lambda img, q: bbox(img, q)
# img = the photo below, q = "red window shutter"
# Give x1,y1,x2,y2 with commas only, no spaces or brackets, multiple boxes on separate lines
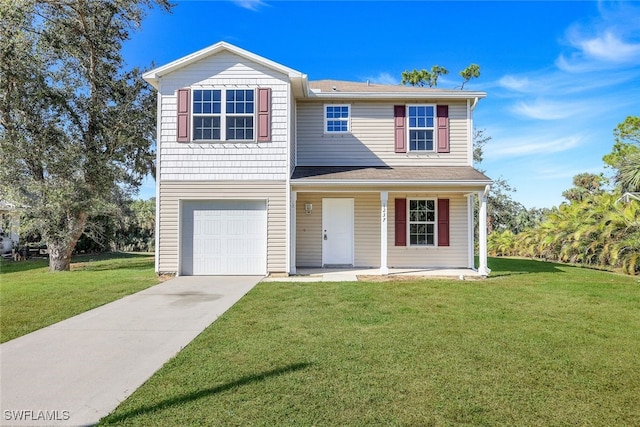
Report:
176,89,190,142
437,198,450,247
257,88,271,142
437,105,449,153
395,198,407,246
394,105,406,153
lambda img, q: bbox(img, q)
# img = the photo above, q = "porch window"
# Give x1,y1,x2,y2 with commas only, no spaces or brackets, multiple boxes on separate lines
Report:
324,104,350,133
407,105,435,151
408,199,435,246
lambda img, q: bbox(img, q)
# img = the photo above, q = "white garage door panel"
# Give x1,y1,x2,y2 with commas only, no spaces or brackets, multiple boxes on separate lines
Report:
182,201,267,275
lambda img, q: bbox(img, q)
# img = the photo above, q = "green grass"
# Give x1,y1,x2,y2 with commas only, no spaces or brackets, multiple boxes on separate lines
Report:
0,252,159,343
99,258,640,426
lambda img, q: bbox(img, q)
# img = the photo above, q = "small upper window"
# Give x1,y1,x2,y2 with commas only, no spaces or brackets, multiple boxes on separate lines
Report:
325,104,350,133
408,105,435,151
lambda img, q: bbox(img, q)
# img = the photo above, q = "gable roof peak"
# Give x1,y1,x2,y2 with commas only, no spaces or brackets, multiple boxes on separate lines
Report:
143,41,306,89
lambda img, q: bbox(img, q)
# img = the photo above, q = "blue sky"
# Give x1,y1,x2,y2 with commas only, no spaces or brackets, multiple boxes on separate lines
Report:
125,1,640,209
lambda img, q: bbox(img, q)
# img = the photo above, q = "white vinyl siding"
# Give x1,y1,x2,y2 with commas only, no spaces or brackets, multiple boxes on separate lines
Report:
157,51,290,181
158,180,287,274
296,101,469,167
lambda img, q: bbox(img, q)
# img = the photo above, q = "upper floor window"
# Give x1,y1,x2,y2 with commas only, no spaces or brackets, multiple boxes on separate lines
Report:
193,90,221,140
192,89,254,141
325,104,350,133
408,105,435,151
409,199,436,246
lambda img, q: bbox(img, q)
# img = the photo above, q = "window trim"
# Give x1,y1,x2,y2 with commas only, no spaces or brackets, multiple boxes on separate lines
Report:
406,104,436,152
324,104,351,134
191,88,256,142
407,198,437,247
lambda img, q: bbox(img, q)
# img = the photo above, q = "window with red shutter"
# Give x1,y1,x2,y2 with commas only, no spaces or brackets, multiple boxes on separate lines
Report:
436,105,449,153
394,105,406,153
395,198,407,246
437,198,450,246
176,89,190,142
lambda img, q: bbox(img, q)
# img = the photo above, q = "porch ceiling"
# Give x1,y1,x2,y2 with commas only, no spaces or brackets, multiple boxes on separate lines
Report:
291,166,492,187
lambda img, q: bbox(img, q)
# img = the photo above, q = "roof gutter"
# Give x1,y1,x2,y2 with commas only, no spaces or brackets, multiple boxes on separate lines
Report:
291,179,494,187
303,91,487,100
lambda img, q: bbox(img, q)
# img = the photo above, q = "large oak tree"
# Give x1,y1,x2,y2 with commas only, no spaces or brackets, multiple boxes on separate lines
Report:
0,0,171,271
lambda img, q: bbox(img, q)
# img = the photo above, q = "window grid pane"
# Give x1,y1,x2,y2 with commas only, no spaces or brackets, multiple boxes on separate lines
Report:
193,90,221,115
408,105,435,151
226,90,254,114
227,117,254,140
325,105,349,132
193,116,220,141
408,200,436,246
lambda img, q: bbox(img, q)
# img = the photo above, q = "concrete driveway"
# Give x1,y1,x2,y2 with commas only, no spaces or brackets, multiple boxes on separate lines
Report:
0,275,261,427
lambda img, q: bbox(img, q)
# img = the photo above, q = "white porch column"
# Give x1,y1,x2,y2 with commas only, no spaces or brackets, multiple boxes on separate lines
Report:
467,193,475,269
478,185,490,276
290,191,297,275
380,191,389,275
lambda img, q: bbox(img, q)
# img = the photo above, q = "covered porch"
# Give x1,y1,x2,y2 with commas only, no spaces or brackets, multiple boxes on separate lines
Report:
288,166,492,277
265,266,485,282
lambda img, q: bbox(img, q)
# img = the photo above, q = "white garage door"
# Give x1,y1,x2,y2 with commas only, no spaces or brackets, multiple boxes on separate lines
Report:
181,200,267,275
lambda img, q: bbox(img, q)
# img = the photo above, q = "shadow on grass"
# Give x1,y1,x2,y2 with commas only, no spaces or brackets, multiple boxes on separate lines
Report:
99,362,312,425
0,257,49,274
71,252,154,272
1,252,154,274
487,256,564,277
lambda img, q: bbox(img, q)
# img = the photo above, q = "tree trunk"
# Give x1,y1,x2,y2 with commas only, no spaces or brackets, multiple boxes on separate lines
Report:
47,243,74,271
46,212,87,272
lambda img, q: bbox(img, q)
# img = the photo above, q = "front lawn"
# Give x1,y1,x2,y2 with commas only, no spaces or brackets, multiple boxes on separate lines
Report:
100,258,640,426
0,252,159,343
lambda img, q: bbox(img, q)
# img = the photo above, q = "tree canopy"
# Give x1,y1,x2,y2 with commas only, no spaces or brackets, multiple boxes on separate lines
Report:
401,64,480,89
0,0,171,271
603,116,640,192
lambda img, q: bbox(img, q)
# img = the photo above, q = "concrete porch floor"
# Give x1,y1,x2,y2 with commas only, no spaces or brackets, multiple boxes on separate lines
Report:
262,267,485,282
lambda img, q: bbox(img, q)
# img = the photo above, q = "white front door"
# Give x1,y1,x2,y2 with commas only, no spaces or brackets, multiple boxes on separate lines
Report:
322,198,354,266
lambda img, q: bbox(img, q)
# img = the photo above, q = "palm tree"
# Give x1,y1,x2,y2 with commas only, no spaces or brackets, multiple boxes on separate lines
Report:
617,152,640,193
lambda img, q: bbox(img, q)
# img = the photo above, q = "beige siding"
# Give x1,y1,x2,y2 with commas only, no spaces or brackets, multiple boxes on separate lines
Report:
296,101,470,167
158,180,287,274
157,51,291,181
388,193,469,268
295,192,381,268
295,190,470,269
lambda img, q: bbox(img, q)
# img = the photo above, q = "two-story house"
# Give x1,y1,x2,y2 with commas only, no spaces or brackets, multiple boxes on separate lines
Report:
143,42,492,277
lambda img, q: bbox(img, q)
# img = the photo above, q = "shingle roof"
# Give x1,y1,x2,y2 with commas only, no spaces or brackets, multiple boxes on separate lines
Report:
291,166,492,184
306,80,486,100
309,80,447,93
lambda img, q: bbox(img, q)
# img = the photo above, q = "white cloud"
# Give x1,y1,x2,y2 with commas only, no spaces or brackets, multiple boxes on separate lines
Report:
510,99,590,121
557,2,640,72
485,135,584,160
498,75,532,92
558,31,640,72
364,72,400,85
231,0,267,11
580,31,640,62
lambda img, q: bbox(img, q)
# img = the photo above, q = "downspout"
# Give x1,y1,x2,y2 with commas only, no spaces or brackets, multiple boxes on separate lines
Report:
467,97,479,165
